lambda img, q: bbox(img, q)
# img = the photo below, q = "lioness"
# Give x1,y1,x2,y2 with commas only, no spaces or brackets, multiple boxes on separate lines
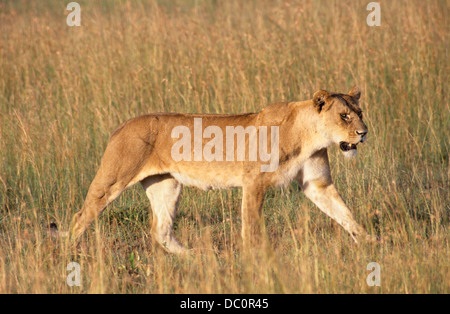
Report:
69,87,371,254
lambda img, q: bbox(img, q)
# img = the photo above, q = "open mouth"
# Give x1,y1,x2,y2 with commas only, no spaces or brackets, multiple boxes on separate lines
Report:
339,141,358,152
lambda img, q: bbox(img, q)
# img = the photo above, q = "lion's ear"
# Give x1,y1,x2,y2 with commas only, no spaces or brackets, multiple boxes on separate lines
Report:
348,86,361,100
313,90,330,112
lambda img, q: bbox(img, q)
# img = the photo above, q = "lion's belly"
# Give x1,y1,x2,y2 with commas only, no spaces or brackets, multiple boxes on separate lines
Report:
170,171,242,190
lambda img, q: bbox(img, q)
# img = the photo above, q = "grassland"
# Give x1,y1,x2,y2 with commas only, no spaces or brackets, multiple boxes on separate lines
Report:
0,0,448,293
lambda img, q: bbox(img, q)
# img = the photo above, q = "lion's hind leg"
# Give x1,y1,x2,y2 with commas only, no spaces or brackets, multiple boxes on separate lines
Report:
69,168,128,242
141,174,187,255
70,130,151,243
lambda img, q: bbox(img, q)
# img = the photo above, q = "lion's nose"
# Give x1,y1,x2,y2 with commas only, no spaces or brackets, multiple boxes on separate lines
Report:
356,130,368,137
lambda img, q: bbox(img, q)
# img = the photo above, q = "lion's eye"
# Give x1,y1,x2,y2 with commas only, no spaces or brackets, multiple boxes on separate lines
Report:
340,113,350,121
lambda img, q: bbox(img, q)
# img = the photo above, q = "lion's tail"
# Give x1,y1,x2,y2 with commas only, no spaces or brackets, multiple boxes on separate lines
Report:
48,222,69,239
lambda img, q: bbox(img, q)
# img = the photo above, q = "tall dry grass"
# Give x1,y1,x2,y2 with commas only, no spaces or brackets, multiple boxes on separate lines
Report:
0,0,448,293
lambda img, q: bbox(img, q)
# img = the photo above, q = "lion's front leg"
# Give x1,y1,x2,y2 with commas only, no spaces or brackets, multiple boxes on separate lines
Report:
241,184,266,249
298,149,369,243
303,181,368,242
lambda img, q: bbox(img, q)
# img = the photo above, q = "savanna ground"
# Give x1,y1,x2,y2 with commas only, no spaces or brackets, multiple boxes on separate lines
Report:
0,0,448,294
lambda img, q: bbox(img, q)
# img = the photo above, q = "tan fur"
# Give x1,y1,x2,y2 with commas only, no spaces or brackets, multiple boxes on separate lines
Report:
70,87,373,254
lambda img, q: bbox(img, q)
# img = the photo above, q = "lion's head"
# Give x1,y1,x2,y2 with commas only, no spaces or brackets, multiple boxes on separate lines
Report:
313,86,368,158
